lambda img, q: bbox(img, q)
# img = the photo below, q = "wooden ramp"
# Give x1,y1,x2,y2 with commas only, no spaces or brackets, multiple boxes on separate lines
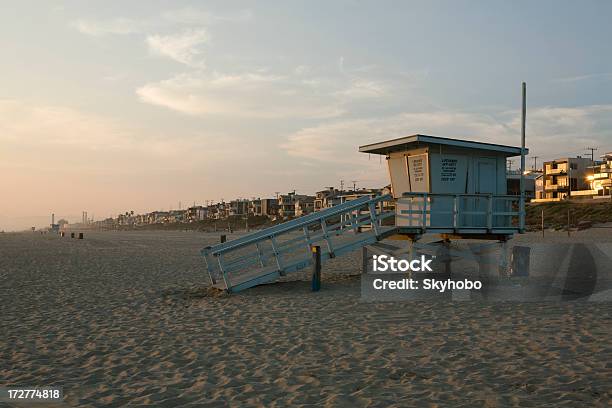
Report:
201,194,395,293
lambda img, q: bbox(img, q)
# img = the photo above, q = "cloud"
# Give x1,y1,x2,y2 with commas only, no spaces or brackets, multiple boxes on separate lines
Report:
282,112,508,164
71,17,143,36
136,72,347,119
336,78,388,99
160,8,253,24
552,72,612,83
0,100,134,151
72,8,252,37
282,105,612,163
146,29,208,67
135,61,397,119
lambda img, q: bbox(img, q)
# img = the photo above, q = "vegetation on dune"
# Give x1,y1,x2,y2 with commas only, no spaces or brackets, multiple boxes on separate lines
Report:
526,200,612,230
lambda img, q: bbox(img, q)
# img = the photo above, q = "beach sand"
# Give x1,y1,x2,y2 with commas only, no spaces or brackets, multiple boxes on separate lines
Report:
1,230,611,407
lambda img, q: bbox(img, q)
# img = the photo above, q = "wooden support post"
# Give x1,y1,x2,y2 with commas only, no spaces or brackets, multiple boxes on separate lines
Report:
486,194,493,232
408,239,414,268
498,239,509,277
362,246,368,275
443,239,451,274
220,234,226,243
452,194,458,230
311,245,321,292
511,246,530,277
422,193,428,231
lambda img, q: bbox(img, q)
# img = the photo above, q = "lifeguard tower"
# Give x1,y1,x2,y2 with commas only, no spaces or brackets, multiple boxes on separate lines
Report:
360,134,526,239
201,134,527,293
202,86,529,293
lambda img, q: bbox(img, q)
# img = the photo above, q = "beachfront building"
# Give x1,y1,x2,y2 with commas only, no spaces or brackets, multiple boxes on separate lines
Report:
229,199,249,217
167,210,186,223
588,152,612,197
535,174,544,200
261,198,278,217
248,198,278,217
186,206,207,222
211,202,227,219
314,187,342,211
533,157,592,201
507,170,539,200
205,204,218,220
277,192,316,218
117,212,136,226
248,199,262,216
152,211,170,224
294,196,315,217
277,192,295,217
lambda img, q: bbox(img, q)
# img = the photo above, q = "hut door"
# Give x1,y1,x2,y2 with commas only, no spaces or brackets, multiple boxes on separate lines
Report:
477,158,496,194
475,158,497,227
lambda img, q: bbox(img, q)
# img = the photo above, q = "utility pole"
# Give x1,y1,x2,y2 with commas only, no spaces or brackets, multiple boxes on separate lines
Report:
585,147,598,163
520,82,527,232
351,180,358,191
532,156,539,172
585,147,598,191
340,180,344,191
507,159,515,172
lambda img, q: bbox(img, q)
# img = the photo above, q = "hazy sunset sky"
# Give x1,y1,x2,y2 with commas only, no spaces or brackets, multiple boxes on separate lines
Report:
2,1,611,230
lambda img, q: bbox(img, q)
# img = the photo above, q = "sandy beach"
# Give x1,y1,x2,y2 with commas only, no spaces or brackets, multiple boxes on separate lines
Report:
1,230,611,407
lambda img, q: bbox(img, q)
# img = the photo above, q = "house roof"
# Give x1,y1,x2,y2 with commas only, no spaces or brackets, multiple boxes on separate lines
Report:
359,134,526,156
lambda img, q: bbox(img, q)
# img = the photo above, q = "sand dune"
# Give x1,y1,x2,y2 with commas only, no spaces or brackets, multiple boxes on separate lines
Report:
1,230,611,407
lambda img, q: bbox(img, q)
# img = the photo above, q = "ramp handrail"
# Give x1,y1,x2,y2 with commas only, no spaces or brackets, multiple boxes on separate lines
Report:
205,194,392,255
201,193,395,292
398,192,524,232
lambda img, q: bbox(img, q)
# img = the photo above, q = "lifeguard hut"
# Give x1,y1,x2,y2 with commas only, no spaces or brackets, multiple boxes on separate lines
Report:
201,134,528,292
359,134,527,239
202,86,529,293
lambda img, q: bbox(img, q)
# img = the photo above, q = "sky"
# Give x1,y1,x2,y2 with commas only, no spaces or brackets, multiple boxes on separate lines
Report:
1,0,612,230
